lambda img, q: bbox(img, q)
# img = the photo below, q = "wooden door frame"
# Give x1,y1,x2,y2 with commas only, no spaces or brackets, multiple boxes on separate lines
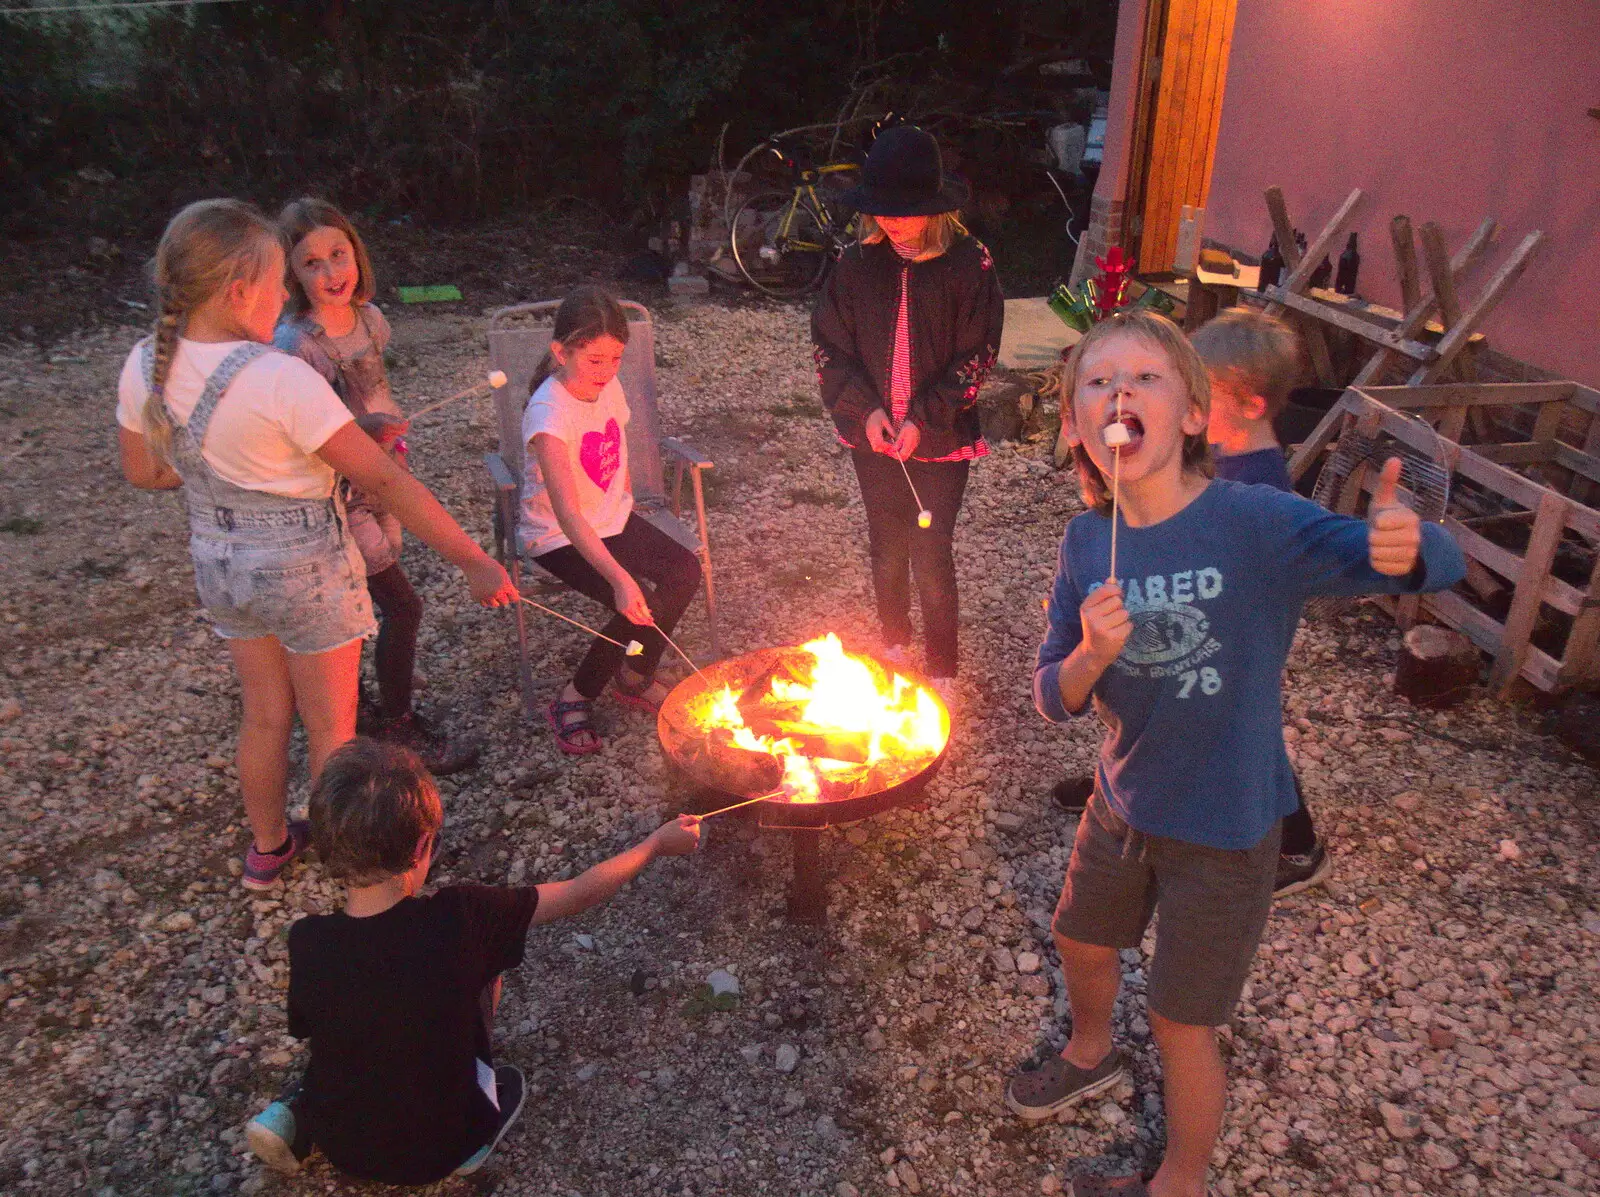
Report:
1130,0,1238,273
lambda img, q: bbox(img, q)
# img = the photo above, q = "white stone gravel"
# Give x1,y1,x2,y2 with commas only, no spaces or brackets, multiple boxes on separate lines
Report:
0,302,1597,1196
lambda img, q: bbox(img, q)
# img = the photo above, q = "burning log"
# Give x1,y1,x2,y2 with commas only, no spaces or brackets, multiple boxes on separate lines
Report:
703,728,785,794
743,719,873,763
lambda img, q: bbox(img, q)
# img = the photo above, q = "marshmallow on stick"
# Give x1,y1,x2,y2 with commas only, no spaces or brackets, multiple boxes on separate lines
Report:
1105,405,1126,580
409,370,509,421
896,454,934,529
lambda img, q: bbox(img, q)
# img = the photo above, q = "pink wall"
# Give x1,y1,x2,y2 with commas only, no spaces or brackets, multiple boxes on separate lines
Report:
1204,0,1600,386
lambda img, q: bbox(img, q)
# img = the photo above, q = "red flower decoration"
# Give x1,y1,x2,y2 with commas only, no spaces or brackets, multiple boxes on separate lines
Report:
1090,247,1137,318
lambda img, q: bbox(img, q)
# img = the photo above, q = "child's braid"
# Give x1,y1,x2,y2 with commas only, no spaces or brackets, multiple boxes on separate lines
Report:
137,198,283,465
142,300,183,464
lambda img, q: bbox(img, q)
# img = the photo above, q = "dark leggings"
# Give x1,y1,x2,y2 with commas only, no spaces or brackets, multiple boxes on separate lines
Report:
850,449,969,678
366,563,424,719
533,513,703,699
1281,772,1318,856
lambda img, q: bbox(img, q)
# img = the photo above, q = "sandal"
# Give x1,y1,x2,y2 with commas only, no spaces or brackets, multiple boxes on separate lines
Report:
1004,1049,1127,1121
546,697,602,755
612,669,670,715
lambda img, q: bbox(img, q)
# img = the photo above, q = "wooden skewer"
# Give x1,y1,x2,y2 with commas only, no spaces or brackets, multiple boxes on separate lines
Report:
517,596,641,655
409,370,508,421
656,626,703,676
692,792,778,820
1108,392,1124,582
896,453,933,528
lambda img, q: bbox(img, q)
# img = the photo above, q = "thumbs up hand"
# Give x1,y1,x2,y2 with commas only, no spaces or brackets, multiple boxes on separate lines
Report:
1368,457,1423,576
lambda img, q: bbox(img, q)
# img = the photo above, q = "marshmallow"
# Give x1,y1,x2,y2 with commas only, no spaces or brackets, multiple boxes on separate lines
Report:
1102,422,1132,448
488,370,508,388
626,640,644,656
917,510,933,528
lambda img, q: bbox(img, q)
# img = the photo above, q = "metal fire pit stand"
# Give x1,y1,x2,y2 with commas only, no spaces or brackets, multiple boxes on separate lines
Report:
778,827,828,924
753,744,949,925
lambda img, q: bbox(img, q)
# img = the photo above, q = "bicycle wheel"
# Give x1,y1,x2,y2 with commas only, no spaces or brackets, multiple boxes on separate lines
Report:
730,190,835,299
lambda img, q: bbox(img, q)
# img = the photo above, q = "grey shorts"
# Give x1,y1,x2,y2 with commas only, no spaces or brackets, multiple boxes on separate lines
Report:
191,522,376,655
1053,791,1280,1027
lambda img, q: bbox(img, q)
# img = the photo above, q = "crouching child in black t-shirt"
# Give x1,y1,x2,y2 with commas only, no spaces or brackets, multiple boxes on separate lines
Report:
245,737,701,1185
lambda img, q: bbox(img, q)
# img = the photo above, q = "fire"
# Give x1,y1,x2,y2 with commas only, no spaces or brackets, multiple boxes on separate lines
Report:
694,634,948,803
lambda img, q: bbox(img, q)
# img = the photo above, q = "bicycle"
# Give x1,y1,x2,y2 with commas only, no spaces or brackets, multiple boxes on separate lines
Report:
728,137,861,299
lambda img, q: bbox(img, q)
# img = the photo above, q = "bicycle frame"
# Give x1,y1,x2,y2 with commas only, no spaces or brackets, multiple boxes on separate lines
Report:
777,164,856,254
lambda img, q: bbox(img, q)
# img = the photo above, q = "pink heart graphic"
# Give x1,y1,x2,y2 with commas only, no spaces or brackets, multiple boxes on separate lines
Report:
579,418,623,492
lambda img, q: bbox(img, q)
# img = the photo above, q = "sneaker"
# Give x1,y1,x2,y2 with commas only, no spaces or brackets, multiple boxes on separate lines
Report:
455,1064,527,1175
1004,1048,1127,1121
242,820,310,892
1052,773,1094,816
246,1098,309,1175
377,711,481,777
1274,838,1333,899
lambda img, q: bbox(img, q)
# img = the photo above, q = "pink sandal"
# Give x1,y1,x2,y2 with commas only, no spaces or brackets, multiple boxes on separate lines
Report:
546,697,602,755
612,670,668,715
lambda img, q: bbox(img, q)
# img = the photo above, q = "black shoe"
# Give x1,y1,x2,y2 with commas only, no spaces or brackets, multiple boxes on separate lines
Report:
1051,773,1094,816
377,711,482,776
1274,838,1333,899
455,1065,526,1175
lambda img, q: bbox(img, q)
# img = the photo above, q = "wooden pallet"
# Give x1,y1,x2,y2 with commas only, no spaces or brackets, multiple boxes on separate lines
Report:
1306,383,1600,696
1263,186,1545,484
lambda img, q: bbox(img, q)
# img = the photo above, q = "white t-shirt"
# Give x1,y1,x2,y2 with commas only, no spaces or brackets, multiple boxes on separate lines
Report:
117,339,354,500
519,375,633,556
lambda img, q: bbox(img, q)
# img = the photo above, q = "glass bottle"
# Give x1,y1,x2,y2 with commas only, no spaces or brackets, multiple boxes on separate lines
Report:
1258,235,1284,291
1335,232,1361,295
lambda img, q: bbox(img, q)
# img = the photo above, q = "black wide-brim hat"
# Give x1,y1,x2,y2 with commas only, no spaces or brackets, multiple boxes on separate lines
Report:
840,126,970,217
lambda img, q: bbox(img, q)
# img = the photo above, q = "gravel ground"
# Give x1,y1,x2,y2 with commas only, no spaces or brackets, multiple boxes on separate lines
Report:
1,301,1598,1197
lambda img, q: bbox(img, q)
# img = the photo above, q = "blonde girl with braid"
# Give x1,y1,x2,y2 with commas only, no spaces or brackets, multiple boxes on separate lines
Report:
117,199,517,891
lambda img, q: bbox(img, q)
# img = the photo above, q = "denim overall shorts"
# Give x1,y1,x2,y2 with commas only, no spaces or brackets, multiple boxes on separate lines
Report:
145,342,376,654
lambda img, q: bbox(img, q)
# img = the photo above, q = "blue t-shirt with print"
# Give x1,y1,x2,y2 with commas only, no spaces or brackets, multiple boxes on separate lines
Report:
1033,479,1465,850
1212,445,1292,491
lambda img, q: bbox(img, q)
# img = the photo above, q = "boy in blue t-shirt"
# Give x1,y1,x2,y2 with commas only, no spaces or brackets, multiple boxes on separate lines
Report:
1053,307,1330,897
1005,312,1464,1197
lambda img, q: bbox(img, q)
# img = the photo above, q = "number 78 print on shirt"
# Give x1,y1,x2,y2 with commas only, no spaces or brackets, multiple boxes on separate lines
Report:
1093,566,1225,690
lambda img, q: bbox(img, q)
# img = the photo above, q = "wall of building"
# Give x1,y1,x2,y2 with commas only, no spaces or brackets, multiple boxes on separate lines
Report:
1204,0,1600,385
1072,0,1147,285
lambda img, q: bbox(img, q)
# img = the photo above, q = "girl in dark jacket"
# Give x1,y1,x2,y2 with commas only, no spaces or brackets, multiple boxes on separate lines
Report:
812,126,1005,694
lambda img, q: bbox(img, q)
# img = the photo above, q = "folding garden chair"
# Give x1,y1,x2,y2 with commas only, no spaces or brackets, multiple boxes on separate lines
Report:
482,300,719,719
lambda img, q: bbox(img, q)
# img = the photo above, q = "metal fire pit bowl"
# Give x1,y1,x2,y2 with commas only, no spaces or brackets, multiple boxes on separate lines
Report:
656,642,949,921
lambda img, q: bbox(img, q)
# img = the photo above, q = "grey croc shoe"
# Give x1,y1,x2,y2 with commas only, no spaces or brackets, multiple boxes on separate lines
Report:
1004,1049,1127,1121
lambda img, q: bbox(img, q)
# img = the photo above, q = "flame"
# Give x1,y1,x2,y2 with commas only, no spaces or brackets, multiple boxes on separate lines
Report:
694,634,948,803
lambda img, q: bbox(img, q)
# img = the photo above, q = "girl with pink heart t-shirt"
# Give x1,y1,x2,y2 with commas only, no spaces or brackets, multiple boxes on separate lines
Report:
518,374,633,555
516,287,704,756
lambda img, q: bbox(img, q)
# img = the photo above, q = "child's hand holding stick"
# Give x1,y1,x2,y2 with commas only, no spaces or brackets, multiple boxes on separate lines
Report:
651,814,703,856
864,409,897,454
1081,579,1133,664
1367,457,1422,576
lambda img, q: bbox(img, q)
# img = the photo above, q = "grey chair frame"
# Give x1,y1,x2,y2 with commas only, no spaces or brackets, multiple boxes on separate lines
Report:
482,300,719,718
